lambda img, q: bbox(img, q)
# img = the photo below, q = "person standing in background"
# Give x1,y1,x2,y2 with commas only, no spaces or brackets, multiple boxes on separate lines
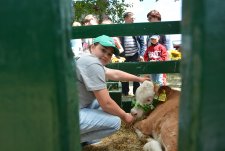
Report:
83,14,99,26
120,12,146,96
101,17,124,55
144,35,168,85
146,10,174,50
82,14,99,54
146,10,174,85
71,21,83,59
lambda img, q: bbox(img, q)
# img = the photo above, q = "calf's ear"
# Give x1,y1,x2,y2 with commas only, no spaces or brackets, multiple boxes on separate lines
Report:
154,84,160,93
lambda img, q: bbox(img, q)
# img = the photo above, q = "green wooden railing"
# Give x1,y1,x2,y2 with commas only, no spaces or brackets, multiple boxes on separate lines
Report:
107,60,180,74
72,21,181,74
0,1,80,151
72,21,180,38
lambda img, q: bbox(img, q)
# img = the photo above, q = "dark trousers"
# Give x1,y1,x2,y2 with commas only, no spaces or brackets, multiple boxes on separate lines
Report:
122,81,140,95
121,52,140,95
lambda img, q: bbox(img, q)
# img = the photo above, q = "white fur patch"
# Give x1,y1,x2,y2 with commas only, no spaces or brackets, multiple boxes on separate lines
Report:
143,138,162,151
135,81,155,103
135,128,145,139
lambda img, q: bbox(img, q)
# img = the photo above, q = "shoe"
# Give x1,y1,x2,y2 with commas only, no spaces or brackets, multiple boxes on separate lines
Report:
81,140,102,147
128,93,134,97
89,140,102,145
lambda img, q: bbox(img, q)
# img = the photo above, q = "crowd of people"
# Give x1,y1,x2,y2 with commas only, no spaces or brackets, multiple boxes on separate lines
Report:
72,10,175,147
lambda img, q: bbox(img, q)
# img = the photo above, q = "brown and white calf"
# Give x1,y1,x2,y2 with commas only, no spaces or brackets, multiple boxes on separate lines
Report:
131,81,180,151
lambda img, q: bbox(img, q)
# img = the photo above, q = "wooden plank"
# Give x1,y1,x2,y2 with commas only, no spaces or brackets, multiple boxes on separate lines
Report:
72,21,181,39
0,0,80,151
179,0,225,151
106,60,180,74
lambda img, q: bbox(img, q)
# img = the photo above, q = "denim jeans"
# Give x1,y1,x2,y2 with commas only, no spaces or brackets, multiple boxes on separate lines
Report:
151,73,166,85
79,100,121,143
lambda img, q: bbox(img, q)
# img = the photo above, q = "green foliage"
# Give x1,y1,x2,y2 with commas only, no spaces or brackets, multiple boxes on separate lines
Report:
72,0,179,24
73,0,132,24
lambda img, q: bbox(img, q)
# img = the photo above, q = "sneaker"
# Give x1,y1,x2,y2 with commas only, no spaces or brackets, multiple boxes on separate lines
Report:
89,140,102,145
81,139,102,147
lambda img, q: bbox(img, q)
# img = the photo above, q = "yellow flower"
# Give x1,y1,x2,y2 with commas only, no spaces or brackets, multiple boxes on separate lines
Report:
111,56,126,63
168,50,182,60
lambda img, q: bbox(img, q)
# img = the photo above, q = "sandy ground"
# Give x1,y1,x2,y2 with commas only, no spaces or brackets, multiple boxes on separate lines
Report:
82,73,181,151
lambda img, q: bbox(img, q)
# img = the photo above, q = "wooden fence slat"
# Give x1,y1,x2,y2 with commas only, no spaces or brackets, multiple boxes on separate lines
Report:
0,0,80,151
72,21,181,39
106,60,180,74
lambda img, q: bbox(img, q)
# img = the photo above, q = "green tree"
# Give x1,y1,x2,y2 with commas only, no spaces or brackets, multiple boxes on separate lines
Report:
72,0,180,24
73,0,132,24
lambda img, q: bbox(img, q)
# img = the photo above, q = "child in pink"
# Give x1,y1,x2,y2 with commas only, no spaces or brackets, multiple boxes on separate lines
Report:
144,35,168,85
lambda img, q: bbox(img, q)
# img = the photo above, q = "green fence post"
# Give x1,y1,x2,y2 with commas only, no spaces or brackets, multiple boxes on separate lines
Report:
0,0,80,151
179,0,225,151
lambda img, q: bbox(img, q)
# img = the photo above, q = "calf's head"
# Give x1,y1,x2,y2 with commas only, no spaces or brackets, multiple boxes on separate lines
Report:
131,81,156,119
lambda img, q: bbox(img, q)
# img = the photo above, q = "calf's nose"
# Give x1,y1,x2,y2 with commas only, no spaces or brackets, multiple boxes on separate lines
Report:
131,109,138,117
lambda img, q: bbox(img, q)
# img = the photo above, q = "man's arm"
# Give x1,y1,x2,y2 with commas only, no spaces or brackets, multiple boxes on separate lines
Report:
105,67,150,82
93,88,133,123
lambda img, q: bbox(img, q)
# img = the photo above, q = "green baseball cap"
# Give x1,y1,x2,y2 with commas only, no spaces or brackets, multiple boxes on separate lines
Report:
93,35,119,56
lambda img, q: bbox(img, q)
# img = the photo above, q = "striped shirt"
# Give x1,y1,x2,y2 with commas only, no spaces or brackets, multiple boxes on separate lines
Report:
124,36,138,56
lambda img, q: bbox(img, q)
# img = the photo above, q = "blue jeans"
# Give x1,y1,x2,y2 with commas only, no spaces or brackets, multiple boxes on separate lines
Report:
79,100,121,143
151,73,166,86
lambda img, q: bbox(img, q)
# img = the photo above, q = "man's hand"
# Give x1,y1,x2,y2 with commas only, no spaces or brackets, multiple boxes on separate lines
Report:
122,113,135,124
138,56,144,62
138,76,151,83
